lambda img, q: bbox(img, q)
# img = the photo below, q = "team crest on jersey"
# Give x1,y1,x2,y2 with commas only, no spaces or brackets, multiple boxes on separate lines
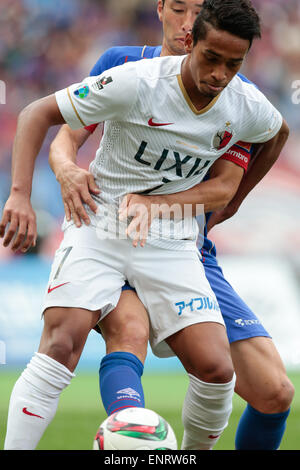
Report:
92,76,113,91
74,85,89,99
212,124,234,151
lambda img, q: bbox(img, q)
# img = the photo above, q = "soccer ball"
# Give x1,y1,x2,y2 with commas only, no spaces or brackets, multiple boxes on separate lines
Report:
93,407,178,450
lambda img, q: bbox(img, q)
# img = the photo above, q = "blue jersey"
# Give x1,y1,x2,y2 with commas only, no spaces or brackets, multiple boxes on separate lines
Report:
89,45,253,266
90,45,162,75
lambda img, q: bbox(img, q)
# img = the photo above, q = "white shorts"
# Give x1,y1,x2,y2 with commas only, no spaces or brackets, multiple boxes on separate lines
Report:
43,223,224,358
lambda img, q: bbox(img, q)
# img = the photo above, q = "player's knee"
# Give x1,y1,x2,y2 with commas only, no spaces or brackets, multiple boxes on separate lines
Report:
268,377,294,413
104,318,149,362
40,333,74,366
190,357,234,384
276,378,295,411
252,377,295,413
201,365,234,384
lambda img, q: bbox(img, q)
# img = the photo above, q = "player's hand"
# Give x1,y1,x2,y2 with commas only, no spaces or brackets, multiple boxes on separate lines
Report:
206,204,239,233
0,192,37,252
56,161,100,227
119,194,159,248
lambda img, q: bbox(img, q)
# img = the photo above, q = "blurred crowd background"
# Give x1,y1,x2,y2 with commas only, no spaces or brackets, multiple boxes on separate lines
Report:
0,0,300,260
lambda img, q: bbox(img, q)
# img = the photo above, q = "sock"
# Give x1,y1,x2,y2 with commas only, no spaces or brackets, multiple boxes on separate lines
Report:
235,404,290,450
4,352,74,450
99,352,145,416
181,373,235,450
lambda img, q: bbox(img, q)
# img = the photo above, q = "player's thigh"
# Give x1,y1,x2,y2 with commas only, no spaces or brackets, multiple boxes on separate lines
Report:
39,306,101,371
131,247,225,359
43,224,127,322
166,322,233,383
231,336,295,412
100,288,149,363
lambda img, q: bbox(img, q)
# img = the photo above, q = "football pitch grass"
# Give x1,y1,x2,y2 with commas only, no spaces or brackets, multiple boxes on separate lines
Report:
1,370,300,450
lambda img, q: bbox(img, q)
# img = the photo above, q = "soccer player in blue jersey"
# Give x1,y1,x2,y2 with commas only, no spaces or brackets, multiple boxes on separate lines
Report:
2,0,293,450
47,0,294,450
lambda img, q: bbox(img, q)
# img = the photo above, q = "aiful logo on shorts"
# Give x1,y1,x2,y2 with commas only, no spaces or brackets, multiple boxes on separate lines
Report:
175,297,220,316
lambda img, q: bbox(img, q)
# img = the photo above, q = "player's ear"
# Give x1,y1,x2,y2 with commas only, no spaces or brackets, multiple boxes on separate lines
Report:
184,32,194,54
157,0,163,22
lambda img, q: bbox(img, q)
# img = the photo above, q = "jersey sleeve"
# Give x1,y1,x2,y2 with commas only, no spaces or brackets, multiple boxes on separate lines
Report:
242,93,283,144
85,48,129,134
220,141,253,171
85,47,145,134
84,49,117,134
55,62,138,130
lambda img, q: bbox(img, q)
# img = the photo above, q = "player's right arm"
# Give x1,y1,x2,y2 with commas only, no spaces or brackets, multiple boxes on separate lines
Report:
0,95,65,252
0,64,138,252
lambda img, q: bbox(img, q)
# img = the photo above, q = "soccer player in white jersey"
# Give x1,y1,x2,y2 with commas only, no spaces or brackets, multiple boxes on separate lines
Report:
50,0,293,451
1,0,289,450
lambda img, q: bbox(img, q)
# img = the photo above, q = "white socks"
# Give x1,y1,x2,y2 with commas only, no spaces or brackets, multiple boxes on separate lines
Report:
4,352,74,450
181,373,236,450
4,355,234,450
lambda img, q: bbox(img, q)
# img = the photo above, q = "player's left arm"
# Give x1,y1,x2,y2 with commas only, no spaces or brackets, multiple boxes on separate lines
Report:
119,158,244,247
206,118,289,232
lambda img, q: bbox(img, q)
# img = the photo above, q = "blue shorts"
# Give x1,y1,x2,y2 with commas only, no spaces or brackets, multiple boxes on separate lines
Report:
122,259,271,344
203,262,270,343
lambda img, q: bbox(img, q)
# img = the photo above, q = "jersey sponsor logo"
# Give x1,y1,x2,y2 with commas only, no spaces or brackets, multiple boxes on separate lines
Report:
175,297,220,316
235,318,262,327
148,118,174,127
134,140,211,182
92,76,113,92
47,282,70,294
74,85,90,99
176,140,199,151
22,407,44,419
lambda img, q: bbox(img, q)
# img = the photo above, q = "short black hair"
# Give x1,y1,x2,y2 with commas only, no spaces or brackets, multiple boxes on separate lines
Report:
192,0,261,49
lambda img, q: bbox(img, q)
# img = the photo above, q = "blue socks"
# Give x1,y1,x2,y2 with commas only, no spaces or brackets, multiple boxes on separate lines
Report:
100,352,291,449
99,352,145,416
235,404,290,450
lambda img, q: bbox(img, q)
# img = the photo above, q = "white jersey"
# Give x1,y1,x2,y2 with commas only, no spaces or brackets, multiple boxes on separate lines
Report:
55,55,282,250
